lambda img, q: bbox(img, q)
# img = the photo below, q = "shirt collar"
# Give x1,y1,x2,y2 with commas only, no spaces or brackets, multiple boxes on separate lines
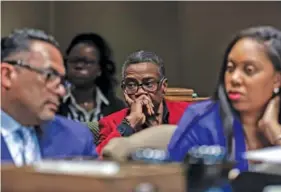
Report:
96,87,109,106
63,86,110,106
1,109,23,136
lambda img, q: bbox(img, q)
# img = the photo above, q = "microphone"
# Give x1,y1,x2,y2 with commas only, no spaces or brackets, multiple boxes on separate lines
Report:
183,145,235,192
128,148,170,164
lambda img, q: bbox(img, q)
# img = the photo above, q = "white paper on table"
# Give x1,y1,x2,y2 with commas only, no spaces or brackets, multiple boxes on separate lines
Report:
243,146,281,175
244,146,281,163
32,160,120,176
263,186,281,192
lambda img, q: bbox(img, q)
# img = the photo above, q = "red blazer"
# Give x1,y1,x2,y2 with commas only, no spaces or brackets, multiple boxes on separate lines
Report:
97,100,191,154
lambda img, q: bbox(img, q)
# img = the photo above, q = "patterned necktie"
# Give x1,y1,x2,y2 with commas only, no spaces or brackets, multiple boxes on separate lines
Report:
15,127,40,166
14,129,26,166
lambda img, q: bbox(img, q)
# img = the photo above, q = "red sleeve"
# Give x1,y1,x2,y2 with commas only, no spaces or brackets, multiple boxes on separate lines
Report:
96,118,121,154
96,109,128,154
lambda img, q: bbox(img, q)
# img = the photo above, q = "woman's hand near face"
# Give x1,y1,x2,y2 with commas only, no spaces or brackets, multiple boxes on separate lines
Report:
258,95,281,145
124,93,154,131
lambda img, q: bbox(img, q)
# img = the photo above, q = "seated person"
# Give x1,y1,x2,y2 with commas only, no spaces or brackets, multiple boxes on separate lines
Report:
168,26,281,172
1,28,97,166
97,50,192,154
58,33,125,122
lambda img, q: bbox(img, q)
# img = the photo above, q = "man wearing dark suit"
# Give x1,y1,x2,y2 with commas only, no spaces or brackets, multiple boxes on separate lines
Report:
1,29,97,166
97,50,191,154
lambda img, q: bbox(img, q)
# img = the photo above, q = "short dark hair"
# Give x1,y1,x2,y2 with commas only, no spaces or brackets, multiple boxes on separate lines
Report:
65,33,117,96
1,28,59,61
122,50,166,79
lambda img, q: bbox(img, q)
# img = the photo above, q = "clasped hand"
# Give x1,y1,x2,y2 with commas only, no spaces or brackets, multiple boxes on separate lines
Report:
124,93,157,131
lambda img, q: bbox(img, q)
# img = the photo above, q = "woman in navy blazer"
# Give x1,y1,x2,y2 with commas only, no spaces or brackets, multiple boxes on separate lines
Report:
168,26,281,172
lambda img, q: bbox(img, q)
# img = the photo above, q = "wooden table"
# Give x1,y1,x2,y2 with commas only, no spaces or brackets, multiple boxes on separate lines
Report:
1,161,186,192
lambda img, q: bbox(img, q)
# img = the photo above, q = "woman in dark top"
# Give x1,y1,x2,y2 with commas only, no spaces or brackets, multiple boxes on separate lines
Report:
58,33,125,122
168,26,281,172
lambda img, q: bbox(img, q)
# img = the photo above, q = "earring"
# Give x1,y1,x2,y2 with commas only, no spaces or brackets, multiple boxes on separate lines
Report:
274,87,280,94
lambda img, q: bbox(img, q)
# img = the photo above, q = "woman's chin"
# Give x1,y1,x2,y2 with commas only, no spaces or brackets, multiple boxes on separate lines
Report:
231,102,249,113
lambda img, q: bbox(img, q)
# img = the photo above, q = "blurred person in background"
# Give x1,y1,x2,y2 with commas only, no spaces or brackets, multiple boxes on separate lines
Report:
58,33,125,122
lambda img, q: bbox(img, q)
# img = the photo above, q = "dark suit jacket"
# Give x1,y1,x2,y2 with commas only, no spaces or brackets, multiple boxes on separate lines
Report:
97,100,191,154
1,115,97,164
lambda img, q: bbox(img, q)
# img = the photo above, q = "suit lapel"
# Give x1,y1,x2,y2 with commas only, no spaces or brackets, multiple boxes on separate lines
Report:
38,122,55,159
38,117,69,159
1,135,14,163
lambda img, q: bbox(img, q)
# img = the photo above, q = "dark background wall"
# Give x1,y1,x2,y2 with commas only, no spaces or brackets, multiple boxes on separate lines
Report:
2,1,281,97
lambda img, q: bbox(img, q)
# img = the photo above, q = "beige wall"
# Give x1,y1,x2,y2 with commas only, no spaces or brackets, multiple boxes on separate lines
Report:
54,1,181,88
2,1,281,97
178,1,281,96
1,1,52,36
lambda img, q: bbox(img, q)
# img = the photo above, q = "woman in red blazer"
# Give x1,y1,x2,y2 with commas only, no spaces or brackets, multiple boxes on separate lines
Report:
97,50,191,154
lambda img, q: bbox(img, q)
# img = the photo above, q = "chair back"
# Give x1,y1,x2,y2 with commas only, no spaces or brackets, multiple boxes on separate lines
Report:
165,87,209,102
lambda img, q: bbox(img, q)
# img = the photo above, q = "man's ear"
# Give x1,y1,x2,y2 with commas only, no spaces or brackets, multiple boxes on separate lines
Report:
274,72,281,89
162,78,168,95
1,63,15,89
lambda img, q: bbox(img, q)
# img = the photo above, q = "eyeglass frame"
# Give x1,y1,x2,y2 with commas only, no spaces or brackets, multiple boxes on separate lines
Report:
121,77,166,94
2,59,67,87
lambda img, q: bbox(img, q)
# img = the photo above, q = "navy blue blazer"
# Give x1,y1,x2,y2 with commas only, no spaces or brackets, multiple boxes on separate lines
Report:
168,100,249,171
1,115,97,163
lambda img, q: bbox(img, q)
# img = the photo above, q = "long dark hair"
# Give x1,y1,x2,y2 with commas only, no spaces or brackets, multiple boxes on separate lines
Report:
65,33,117,96
213,26,281,125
